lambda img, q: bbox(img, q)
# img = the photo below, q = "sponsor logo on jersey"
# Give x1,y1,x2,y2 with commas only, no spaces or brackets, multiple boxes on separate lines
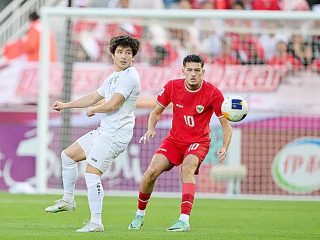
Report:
196,105,204,113
176,104,184,108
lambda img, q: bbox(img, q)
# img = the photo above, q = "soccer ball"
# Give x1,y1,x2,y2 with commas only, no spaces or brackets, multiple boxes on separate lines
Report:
221,95,248,122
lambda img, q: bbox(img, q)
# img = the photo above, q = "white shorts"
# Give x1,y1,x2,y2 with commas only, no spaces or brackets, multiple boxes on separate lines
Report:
76,128,133,172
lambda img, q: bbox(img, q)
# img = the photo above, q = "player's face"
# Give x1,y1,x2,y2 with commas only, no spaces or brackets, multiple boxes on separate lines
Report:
183,62,204,90
112,46,134,71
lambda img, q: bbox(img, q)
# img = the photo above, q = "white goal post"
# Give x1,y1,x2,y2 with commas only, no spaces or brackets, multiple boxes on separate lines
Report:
37,7,320,200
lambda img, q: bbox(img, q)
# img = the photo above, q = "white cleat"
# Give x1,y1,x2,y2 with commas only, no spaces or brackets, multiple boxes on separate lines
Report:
76,222,104,233
45,199,76,213
128,215,144,230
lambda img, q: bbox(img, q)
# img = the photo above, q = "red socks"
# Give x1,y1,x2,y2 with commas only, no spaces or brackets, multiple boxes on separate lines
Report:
138,183,195,215
180,183,196,215
138,192,151,210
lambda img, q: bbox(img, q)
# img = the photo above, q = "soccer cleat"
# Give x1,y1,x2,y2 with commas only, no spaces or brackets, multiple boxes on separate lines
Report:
167,220,191,232
45,199,76,213
76,222,104,233
128,215,144,230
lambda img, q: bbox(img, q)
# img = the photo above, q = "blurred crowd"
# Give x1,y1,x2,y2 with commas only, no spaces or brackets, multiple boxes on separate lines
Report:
2,11,56,63
75,0,319,11
1,0,320,72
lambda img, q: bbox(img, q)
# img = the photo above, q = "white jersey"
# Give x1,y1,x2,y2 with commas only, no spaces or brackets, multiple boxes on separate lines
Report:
97,66,140,132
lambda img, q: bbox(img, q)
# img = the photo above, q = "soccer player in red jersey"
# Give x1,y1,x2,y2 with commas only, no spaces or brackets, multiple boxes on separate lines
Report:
128,54,233,232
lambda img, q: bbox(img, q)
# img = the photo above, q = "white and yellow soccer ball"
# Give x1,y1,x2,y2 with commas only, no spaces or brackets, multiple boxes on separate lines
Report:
221,95,248,122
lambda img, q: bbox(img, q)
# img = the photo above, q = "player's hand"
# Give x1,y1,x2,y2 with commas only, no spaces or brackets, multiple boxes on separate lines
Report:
139,130,155,144
217,147,227,163
86,107,95,117
52,101,66,112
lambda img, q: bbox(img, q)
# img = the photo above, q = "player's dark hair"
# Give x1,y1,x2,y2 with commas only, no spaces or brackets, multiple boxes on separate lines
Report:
109,35,140,57
29,11,39,21
183,54,204,68
232,0,245,9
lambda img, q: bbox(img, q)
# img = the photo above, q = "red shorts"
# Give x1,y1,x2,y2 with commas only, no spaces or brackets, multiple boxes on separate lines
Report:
155,135,210,175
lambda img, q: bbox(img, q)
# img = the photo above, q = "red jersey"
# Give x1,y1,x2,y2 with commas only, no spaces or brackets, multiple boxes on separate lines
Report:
267,53,301,69
157,79,224,144
213,55,239,65
251,0,281,10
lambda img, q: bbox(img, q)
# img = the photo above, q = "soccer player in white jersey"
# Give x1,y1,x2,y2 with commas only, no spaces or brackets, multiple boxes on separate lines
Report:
45,35,141,233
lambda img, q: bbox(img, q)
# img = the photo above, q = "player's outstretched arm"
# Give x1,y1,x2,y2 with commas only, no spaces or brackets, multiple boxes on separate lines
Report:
52,91,103,112
52,101,67,112
86,93,125,117
217,117,233,163
139,103,165,144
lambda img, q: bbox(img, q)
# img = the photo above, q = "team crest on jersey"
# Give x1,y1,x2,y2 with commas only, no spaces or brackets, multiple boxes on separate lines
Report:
113,76,119,84
196,105,204,113
110,76,119,87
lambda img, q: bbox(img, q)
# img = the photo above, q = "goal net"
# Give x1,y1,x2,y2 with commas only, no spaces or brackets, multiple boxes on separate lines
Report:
37,7,320,199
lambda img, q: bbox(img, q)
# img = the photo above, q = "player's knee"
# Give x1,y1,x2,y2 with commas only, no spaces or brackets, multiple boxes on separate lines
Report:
181,164,196,176
61,151,76,167
86,164,103,176
144,167,160,182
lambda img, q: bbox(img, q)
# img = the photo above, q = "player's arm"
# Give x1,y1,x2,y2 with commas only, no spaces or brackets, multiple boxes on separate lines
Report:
140,103,166,144
217,117,233,163
86,93,125,116
136,98,156,108
52,91,104,112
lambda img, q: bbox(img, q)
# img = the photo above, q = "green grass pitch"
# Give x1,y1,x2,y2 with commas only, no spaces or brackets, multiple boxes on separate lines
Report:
0,192,319,240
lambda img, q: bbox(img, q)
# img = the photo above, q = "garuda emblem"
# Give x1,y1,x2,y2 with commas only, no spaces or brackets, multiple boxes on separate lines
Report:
196,105,204,113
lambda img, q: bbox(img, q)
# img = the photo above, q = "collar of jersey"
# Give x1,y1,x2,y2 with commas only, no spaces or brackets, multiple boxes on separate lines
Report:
184,80,203,93
116,65,132,73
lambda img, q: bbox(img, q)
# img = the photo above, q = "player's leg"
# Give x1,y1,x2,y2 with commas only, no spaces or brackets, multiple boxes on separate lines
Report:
77,131,130,233
128,153,171,230
138,153,171,211
168,141,210,232
167,154,198,232
45,141,86,213
62,142,87,201
76,164,105,233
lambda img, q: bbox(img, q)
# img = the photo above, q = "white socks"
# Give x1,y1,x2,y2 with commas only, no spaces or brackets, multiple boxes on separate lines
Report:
179,214,190,223
85,173,104,225
136,209,145,216
60,152,104,226
61,151,78,203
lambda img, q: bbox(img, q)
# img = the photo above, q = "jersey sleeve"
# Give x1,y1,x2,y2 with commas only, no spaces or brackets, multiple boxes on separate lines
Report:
156,80,172,107
97,79,107,97
114,75,136,99
211,88,224,118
